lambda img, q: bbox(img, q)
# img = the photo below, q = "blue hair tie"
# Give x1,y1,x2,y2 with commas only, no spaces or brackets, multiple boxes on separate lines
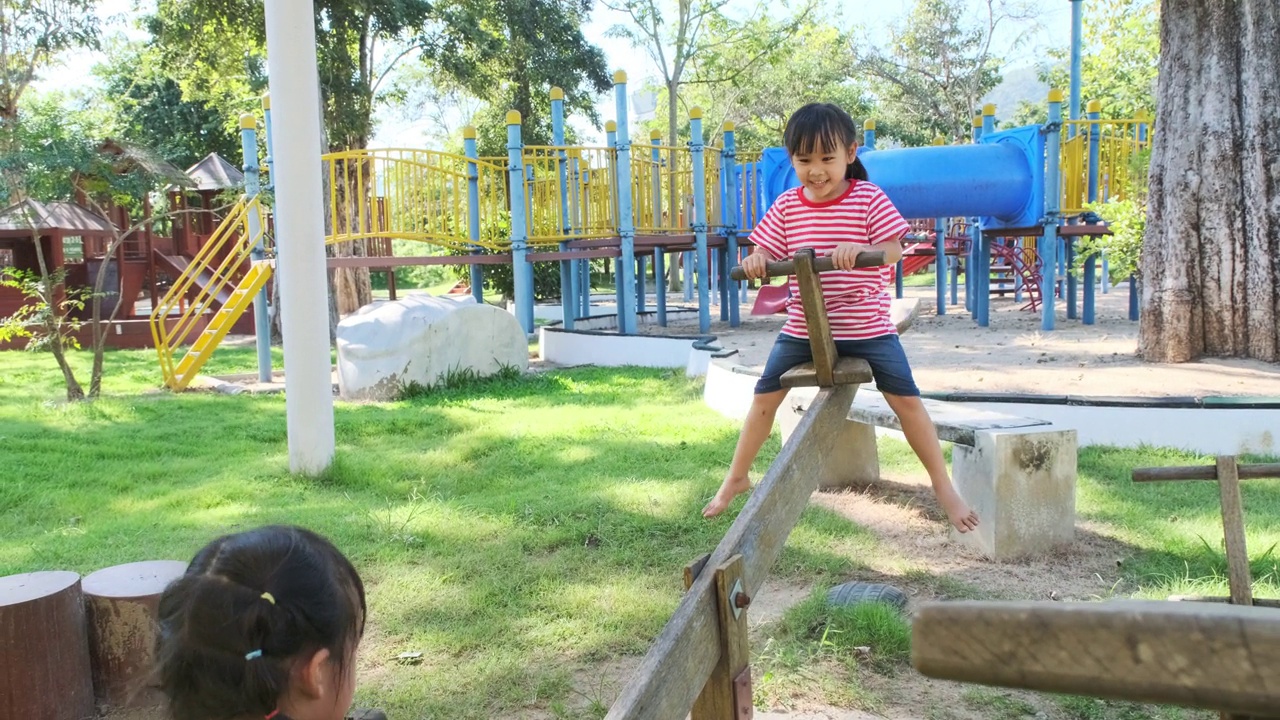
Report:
245,649,264,661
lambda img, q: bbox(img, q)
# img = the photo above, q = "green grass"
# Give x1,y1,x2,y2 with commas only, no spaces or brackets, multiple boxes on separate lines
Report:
0,347,881,718
753,589,911,710
903,270,937,287
2,347,1276,719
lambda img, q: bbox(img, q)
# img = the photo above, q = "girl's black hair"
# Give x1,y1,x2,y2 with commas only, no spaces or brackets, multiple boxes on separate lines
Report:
783,103,869,182
153,525,367,720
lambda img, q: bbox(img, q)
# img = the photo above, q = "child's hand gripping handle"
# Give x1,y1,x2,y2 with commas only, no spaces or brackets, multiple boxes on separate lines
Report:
729,250,887,281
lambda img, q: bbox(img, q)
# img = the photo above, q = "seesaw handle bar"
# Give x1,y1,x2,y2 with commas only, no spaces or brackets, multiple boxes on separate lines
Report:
729,251,887,281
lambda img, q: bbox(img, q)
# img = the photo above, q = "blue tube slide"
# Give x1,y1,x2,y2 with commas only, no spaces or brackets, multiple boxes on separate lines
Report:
758,125,1045,230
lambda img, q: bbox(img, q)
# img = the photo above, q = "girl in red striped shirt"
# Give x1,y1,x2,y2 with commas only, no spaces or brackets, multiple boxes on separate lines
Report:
703,103,979,535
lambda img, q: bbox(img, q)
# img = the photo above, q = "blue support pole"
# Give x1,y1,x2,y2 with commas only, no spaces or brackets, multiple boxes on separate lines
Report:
950,252,958,305
605,124,624,318
463,128,484,305
934,217,946,315
1041,91,1064,332
637,255,646,313
240,114,272,383
1069,0,1084,129
723,122,741,327
261,94,281,319
1083,99,1102,324
967,114,981,312
976,105,997,326
716,145,727,321
570,153,590,318
650,132,666,326
690,108,711,333
612,73,638,334
262,94,275,190
654,249,666,326
506,112,534,334
1066,239,1077,319
551,87,574,329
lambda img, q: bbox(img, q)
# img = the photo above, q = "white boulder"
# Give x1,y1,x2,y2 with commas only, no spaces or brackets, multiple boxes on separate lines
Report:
335,294,529,401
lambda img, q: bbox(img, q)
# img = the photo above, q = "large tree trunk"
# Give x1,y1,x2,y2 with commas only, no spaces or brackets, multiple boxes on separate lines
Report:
329,151,374,317
1140,0,1280,362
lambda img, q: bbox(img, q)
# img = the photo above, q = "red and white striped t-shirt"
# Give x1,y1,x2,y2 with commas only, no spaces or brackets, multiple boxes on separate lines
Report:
749,180,911,341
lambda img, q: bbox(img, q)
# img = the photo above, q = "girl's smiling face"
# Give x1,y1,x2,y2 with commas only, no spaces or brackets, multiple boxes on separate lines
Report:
790,142,857,203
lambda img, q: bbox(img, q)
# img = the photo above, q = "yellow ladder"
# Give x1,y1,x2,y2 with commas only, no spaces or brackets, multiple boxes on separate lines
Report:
150,197,270,390
166,262,273,390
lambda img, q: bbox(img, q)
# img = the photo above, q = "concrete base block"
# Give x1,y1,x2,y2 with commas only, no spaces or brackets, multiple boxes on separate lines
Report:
779,386,879,491
951,427,1078,561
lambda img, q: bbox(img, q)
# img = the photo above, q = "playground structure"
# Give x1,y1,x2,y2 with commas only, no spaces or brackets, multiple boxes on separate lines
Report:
147,69,1152,390
0,148,265,352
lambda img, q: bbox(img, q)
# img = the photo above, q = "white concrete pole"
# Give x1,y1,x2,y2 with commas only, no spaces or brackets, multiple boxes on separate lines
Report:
263,0,335,474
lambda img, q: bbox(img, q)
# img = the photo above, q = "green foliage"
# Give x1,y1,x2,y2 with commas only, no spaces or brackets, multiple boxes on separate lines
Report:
0,265,88,351
1078,148,1150,281
147,0,434,149
424,0,610,155
1052,0,1159,119
605,0,815,148
93,41,242,170
0,90,150,206
854,0,1019,145
0,0,101,122
652,15,868,150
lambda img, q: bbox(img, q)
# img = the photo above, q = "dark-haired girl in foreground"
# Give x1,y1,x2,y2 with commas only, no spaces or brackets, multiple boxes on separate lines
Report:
702,103,980,535
154,525,382,720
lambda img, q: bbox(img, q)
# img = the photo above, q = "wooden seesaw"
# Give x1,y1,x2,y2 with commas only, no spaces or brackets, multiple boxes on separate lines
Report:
912,459,1280,720
604,248,885,720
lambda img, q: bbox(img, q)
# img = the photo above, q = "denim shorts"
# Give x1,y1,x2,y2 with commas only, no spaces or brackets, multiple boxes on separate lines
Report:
754,332,920,396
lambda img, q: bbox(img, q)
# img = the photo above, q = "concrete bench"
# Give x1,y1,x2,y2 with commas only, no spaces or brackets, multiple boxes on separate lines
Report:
780,391,1077,562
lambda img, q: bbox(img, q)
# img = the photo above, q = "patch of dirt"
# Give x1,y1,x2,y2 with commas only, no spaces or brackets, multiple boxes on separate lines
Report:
811,470,1133,606
641,285,1280,399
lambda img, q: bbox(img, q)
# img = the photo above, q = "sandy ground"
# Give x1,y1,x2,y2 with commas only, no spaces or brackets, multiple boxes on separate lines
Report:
644,284,1280,398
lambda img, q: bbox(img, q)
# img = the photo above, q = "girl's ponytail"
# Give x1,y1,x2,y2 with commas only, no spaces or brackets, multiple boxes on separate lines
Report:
847,156,869,181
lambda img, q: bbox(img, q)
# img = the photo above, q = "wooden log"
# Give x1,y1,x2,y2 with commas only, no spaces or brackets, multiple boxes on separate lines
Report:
605,384,858,720
690,555,751,720
0,571,95,720
1132,463,1280,482
792,250,837,387
1169,595,1280,609
1216,457,1255,607
82,560,189,709
912,599,1280,716
727,251,886,281
779,357,872,389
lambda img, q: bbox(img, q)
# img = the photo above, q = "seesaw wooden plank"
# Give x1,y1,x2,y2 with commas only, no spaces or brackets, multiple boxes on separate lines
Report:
1133,463,1280,482
912,599,1280,716
605,384,859,720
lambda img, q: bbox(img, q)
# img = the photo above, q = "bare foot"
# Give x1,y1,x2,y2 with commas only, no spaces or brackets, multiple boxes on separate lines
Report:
937,488,979,532
702,476,751,518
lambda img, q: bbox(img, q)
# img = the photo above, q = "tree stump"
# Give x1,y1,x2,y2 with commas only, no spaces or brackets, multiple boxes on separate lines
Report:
82,560,188,710
0,570,95,720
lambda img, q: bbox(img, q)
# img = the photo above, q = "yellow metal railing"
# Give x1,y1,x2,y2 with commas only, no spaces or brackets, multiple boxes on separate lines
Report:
630,143,722,235
521,146,617,244
150,196,266,387
323,148,510,251
1060,119,1152,215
